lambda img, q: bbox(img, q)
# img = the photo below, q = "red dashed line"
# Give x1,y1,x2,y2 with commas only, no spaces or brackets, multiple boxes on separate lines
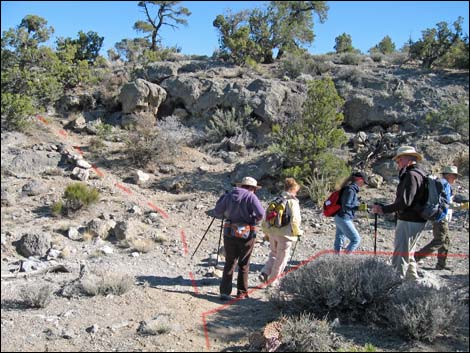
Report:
201,248,470,349
91,164,105,178
189,272,199,294
73,146,83,155
115,182,132,195
180,230,189,255
147,201,169,219
36,115,48,124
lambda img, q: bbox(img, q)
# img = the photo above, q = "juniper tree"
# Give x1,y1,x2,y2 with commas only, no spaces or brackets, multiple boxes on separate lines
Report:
134,1,191,51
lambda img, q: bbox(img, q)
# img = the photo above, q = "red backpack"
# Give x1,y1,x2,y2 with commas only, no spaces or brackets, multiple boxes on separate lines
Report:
323,189,343,217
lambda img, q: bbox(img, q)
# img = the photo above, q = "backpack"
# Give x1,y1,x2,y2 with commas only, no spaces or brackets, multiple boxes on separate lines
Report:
413,170,449,221
265,196,290,228
323,189,343,217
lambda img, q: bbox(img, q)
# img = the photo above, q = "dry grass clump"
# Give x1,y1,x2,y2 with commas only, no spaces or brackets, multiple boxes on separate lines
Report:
81,270,133,296
279,313,340,352
129,238,154,253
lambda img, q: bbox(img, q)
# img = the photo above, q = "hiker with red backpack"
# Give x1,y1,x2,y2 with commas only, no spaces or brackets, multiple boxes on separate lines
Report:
259,178,303,286
333,172,369,254
214,176,265,301
372,146,427,281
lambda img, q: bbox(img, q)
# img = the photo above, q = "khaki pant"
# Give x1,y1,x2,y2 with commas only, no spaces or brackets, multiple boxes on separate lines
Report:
261,233,293,286
415,220,450,267
393,220,426,280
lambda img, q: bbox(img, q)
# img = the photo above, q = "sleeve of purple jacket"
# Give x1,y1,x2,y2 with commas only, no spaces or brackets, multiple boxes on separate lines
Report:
251,195,265,224
214,193,228,218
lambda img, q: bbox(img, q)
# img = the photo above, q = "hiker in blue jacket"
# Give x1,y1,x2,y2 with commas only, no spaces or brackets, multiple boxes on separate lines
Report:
415,166,469,270
334,172,369,254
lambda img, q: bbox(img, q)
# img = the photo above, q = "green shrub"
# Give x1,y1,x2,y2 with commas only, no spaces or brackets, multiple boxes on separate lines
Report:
279,313,339,352
1,93,34,131
276,255,402,323
63,182,100,212
424,103,469,141
271,78,347,184
51,200,64,217
386,282,462,342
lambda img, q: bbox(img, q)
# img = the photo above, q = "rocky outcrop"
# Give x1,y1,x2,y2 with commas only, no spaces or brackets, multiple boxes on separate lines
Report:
119,78,167,115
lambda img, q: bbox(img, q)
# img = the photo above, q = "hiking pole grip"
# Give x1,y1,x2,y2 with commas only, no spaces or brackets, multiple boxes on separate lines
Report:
191,216,216,259
215,218,224,268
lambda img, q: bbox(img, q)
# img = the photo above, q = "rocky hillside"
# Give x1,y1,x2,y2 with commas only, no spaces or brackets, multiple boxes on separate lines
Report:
1,56,469,352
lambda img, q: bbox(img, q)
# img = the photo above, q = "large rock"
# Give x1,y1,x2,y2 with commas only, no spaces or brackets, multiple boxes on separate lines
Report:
16,232,51,258
119,78,167,115
2,150,61,178
113,220,138,241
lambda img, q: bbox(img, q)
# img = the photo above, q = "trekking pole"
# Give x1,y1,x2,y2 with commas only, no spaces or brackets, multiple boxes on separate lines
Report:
215,218,224,268
374,213,378,255
191,216,216,259
288,237,300,268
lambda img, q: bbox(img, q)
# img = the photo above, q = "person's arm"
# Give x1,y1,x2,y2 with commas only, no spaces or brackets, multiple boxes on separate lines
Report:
289,200,303,236
381,172,420,214
251,196,265,225
214,193,228,219
341,187,357,211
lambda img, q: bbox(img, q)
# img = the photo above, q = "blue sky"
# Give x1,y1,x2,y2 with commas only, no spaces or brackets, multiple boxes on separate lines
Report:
1,1,469,57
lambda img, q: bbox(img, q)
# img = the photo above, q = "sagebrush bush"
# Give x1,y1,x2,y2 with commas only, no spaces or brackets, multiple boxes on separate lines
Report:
20,284,53,308
205,107,255,143
386,282,462,342
63,182,100,212
339,53,363,65
81,271,133,296
277,255,402,323
279,313,339,352
280,52,331,79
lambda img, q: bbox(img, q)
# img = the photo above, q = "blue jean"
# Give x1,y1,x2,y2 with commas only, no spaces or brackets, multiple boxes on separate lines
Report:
334,215,361,253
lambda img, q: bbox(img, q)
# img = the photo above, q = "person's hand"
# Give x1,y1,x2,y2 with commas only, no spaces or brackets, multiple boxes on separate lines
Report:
371,204,384,215
358,202,368,212
459,202,469,210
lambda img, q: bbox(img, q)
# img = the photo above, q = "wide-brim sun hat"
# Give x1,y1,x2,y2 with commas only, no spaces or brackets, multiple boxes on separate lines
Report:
441,166,461,176
236,176,262,189
392,146,423,162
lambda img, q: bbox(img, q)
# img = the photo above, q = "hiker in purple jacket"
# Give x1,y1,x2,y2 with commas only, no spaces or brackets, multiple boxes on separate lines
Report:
214,176,265,301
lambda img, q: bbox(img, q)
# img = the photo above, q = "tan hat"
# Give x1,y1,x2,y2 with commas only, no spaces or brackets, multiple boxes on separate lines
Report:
236,176,262,189
392,146,423,162
441,166,461,176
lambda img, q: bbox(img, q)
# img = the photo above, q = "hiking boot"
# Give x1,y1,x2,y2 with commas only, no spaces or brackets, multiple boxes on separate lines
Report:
236,292,249,299
220,294,231,301
258,272,268,282
435,264,452,271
